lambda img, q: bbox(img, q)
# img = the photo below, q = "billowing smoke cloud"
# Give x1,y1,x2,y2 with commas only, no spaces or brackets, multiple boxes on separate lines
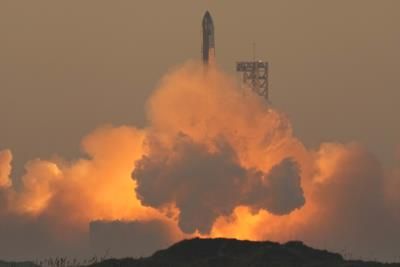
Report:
212,143,400,261
0,63,399,261
134,134,304,234
243,158,304,216
308,143,400,260
0,150,12,189
0,127,173,260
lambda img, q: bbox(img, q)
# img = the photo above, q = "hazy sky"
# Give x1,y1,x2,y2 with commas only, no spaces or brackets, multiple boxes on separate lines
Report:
1,1,400,261
1,1,400,176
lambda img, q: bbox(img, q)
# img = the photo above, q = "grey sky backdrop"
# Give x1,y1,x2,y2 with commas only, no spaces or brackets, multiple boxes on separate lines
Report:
1,0,400,176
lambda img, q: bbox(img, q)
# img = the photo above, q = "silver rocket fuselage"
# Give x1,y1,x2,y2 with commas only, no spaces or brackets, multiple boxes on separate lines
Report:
202,11,215,65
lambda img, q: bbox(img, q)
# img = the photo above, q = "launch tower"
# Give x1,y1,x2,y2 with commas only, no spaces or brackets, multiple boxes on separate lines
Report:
237,43,269,101
236,60,269,101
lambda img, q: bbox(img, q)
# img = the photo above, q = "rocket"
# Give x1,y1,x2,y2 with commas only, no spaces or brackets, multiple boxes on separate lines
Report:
202,11,215,65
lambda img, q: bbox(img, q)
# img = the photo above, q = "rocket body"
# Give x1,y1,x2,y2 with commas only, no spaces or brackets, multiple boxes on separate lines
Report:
202,11,215,65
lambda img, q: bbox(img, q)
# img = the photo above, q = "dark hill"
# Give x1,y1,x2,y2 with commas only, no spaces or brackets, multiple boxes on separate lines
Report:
90,238,400,267
0,261,38,267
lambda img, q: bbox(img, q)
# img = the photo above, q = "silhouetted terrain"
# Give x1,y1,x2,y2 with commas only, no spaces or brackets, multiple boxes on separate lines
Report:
0,261,38,267
89,238,400,267
1,239,398,267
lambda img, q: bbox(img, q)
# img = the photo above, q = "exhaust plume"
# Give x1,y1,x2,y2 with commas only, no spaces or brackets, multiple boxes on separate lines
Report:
134,135,304,234
0,63,399,261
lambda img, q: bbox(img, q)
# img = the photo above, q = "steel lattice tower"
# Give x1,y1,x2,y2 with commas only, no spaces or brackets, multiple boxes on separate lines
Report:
236,61,269,101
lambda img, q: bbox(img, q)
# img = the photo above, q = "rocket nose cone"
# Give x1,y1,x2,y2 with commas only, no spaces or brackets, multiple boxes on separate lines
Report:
203,11,212,21
203,11,214,28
